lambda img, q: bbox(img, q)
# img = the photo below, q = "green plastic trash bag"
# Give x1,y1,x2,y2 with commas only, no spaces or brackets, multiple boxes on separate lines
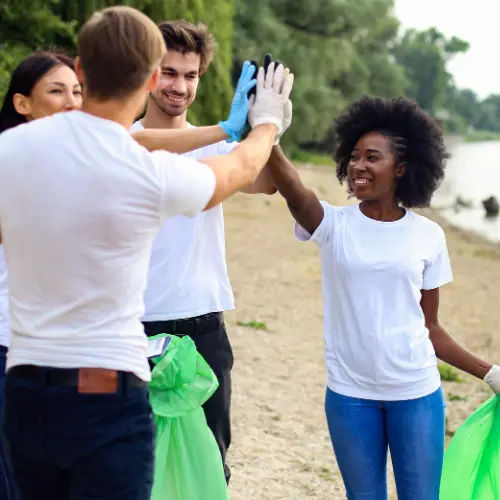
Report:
148,334,230,500
440,394,500,500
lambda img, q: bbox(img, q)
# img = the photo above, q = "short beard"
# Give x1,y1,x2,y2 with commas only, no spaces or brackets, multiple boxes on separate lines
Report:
149,91,185,117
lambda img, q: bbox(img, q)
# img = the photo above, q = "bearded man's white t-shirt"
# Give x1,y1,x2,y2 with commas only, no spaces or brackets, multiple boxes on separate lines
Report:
0,246,9,348
130,120,235,321
296,202,452,401
0,111,216,381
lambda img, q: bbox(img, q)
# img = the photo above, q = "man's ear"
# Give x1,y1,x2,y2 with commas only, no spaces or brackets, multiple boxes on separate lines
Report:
12,93,31,117
396,162,407,178
74,57,85,86
147,66,160,93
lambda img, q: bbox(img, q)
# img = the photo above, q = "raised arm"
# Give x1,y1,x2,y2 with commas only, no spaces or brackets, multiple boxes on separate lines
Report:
132,125,228,153
267,145,324,234
201,62,293,210
240,165,277,195
202,124,277,209
134,61,257,154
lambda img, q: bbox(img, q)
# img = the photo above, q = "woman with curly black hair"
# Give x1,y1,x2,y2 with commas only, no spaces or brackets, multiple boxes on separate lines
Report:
268,95,500,499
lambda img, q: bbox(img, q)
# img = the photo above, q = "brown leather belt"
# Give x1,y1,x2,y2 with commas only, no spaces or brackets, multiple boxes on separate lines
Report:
8,365,146,393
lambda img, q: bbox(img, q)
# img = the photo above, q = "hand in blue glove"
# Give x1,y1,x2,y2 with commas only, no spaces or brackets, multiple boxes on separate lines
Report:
219,61,256,142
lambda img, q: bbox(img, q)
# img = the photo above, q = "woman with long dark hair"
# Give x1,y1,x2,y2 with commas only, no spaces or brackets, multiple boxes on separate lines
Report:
0,50,82,500
0,51,82,133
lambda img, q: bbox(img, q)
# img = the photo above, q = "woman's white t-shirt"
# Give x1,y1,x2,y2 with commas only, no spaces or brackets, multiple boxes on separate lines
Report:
0,246,8,347
296,202,452,401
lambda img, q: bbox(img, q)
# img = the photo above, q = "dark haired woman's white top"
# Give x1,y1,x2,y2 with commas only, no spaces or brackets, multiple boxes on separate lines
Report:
0,246,8,348
296,202,452,401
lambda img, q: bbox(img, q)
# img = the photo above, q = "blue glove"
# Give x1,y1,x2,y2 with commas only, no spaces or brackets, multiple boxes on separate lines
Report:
219,61,256,142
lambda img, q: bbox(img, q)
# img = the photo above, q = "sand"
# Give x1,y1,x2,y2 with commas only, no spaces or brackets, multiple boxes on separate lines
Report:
221,162,500,499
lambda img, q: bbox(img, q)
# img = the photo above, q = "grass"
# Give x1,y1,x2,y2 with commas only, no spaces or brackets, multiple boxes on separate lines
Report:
473,247,500,261
464,130,500,142
448,393,467,401
438,363,463,382
237,320,268,331
291,148,333,166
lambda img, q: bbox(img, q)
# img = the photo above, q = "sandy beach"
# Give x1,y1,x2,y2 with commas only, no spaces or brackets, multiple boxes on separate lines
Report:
222,162,500,499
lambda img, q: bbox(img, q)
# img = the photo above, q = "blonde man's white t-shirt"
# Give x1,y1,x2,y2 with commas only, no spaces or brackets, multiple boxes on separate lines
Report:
0,111,216,381
130,120,235,321
296,202,452,401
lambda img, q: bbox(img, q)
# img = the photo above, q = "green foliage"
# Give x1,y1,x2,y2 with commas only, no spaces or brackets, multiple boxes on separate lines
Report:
291,149,333,166
0,0,234,127
237,320,268,331
0,0,77,100
448,393,467,401
141,0,234,126
438,363,463,382
3,0,500,148
464,130,500,142
233,0,405,153
394,28,468,114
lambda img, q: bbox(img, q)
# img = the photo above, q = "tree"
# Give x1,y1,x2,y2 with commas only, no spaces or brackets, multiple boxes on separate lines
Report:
0,0,76,99
233,0,406,152
394,28,469,115
475,95,500,132
0,0,235,127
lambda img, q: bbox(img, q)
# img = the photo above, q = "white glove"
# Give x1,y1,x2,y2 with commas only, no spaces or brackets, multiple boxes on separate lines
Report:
484,364,500,393
274,99,292,145
248,63,294,136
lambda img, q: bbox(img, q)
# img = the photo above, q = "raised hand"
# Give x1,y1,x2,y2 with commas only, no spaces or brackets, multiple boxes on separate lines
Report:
248,62,294,136
218,61,256,142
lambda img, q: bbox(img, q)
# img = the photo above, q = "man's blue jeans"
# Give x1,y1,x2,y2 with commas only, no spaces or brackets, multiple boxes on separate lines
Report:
0,346,16,500
325,387,445,500
2,367,155,500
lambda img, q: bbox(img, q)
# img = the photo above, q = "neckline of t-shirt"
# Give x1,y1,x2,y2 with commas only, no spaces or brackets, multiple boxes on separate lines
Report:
134,120,194,130
355,203,410,226
73,110,131,136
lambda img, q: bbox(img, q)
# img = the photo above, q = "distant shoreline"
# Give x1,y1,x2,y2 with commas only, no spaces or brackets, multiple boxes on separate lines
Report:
445,131,500,144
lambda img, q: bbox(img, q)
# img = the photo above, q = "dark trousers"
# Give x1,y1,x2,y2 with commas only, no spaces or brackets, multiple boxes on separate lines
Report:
0,346,17,500
2,367,155,500
143,312,233,483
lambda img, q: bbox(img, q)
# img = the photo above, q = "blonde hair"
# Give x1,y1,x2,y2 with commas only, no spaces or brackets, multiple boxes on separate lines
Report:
78,6,166,99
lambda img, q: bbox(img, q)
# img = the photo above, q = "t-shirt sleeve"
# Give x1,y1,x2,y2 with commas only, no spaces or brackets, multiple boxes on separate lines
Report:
217,140,238,156
294,201,340,246
422,225,453,289
152,150,216,220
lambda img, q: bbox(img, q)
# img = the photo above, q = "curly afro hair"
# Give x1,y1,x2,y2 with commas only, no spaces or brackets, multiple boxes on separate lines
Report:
334,96,448,208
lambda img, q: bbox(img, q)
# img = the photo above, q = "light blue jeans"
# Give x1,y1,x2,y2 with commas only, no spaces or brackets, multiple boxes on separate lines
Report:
325,387,445,500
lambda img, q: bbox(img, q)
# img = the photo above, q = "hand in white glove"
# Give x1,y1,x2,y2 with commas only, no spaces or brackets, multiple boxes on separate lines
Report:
274,99,292,145
248,63,294,137
484,364,500,393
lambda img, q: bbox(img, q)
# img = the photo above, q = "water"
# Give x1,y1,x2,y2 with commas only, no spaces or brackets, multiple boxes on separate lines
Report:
432,138,500,243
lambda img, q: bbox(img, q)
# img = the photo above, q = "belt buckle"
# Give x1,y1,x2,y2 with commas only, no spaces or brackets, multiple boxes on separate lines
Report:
78,368,118,394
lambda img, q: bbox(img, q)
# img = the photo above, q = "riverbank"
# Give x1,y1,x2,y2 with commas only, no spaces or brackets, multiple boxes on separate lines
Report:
223,162,499,499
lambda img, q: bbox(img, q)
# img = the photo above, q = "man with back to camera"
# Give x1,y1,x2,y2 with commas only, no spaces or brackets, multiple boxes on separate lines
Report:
131,20,294,482
0,6,291,499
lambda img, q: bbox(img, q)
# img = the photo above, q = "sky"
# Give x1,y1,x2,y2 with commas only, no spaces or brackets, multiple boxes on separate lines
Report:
394,0,500,99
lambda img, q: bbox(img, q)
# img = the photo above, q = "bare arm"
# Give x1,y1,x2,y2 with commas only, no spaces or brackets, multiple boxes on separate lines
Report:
421,288,492,379
240,165,277,195
132,125,228,153
201,123,277,210
267,145,324,234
